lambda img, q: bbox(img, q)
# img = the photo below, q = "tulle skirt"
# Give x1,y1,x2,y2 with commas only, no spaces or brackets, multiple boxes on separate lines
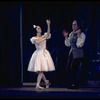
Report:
27,49,55,72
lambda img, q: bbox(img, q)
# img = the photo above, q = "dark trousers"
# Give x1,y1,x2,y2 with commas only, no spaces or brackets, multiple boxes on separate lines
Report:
66,51,83,85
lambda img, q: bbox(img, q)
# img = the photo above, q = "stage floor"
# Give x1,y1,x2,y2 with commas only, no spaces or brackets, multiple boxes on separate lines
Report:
0,85,100,99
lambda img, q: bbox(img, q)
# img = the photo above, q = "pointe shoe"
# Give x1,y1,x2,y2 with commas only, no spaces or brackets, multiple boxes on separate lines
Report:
45,80,50,88
35,85,44,89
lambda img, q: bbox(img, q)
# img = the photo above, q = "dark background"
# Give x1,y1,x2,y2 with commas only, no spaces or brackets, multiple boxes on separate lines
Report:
0,1,100,86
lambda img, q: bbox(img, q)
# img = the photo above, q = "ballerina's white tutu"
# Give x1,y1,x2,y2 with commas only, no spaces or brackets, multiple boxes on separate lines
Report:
27,33,55,72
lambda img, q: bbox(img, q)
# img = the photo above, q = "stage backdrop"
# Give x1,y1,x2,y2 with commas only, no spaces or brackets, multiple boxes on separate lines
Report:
0,2,21,86
0,1,100,86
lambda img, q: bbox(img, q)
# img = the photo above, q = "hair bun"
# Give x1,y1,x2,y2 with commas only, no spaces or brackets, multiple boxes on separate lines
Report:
33,25,37,28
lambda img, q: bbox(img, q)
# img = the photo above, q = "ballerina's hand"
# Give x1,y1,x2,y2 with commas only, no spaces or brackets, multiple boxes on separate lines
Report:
46,19,51,25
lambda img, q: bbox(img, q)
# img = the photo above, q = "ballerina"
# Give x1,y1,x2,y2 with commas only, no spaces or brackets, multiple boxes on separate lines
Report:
27,19,55,89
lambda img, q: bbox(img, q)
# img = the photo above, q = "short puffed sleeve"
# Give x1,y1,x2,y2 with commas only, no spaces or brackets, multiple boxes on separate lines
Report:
44,32,51,39
30,37,38,44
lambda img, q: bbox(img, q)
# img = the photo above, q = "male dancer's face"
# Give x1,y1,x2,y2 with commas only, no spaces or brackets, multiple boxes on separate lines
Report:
72,20,78,32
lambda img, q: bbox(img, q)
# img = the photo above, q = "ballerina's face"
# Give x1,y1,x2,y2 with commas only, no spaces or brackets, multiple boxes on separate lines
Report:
36,26,42,33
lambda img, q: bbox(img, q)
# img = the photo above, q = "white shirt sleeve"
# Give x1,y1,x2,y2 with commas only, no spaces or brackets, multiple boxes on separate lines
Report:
65,38,71,47
76,32,86,48
44,32,51,39
30,37,38,44
64,32,72,47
